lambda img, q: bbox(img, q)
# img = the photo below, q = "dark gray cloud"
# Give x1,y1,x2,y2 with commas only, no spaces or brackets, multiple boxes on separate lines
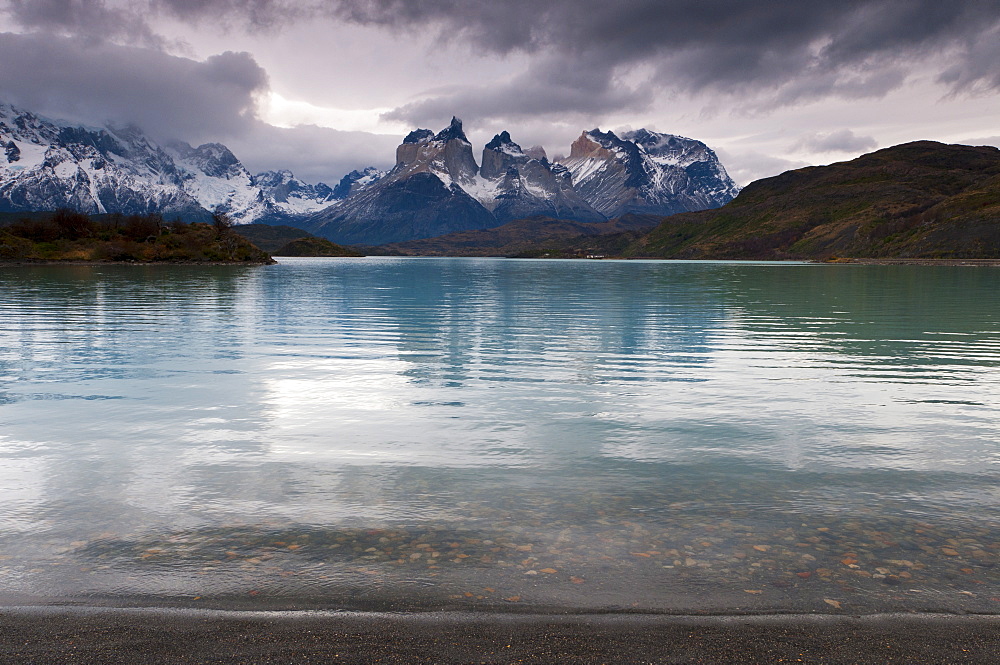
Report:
381,52,649,129
9,1,1000,96
792,129,879,154
0,32,266,143
328,0,1000,113
937,22,1000,92
329,0,1000,90
0,31,397,183
1,0,299,40
3,0,176,48
152,0,307,31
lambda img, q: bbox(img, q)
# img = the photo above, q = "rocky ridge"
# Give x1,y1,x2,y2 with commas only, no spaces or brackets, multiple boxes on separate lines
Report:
1,100,740,246
560,128,740,218
306,118,497,245
0,102,344,224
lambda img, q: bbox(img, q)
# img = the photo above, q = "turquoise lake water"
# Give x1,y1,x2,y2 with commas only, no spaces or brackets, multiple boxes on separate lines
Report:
0,257,997,613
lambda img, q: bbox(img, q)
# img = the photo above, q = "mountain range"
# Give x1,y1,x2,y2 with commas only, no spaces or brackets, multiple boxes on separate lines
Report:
3,101,996,262
0,103,347,226
306,118,739,244
0,102,739,246
366,141,1000,261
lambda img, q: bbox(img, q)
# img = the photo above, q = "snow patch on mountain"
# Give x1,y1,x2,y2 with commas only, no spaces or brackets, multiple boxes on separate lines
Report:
0,101,340,224
558,128,739,218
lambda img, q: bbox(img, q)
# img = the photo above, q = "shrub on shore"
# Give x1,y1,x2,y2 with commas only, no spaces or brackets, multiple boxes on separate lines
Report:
0,210,274,264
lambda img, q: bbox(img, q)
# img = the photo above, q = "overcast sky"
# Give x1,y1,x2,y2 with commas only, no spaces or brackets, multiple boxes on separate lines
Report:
1,0,999,186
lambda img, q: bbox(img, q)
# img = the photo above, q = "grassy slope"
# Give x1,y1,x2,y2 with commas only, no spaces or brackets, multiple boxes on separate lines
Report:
626,141,1000,260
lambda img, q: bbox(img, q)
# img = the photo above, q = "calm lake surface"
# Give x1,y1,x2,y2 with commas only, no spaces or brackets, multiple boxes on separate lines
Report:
0,257,998,614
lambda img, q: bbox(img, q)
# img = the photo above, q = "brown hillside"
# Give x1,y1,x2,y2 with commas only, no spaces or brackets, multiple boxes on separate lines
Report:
626,141,1000,260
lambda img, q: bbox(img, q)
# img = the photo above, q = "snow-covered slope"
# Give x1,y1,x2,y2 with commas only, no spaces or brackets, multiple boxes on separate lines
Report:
0,102,336,224
559,128,739,218
477,131,605,224
330,167,385,200
0,103,206,218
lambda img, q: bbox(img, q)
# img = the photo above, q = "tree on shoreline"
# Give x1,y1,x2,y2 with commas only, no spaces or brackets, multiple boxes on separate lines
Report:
0,209,273,263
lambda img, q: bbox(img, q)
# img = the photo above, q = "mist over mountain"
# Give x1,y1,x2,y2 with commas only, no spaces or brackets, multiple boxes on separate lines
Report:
0,102,336,224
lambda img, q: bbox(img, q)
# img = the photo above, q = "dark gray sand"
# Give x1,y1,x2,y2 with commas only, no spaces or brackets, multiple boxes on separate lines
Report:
1,608,998,664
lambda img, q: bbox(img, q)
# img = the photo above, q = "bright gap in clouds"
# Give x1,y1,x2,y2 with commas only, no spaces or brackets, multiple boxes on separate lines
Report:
260,91,409,135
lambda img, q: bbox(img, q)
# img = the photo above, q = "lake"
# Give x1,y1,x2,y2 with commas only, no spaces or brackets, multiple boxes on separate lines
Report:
0,257,997,614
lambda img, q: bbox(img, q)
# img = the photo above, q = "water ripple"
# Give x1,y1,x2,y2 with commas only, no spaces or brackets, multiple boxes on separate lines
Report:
0,259,997,612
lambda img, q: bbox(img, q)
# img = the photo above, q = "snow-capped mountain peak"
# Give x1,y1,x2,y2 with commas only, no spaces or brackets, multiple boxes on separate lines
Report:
558,128,739,218
330,166,385,200
434,116,470,144
484,131,525,157
393,116,479,186
402,128,435,144
0,100,340,224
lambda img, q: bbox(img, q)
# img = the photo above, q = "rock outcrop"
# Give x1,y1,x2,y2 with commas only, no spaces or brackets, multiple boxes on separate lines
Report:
308,118,497,245
478,131,605,225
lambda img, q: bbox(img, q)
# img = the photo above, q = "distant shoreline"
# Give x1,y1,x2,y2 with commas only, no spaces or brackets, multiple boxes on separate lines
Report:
3,256,999,266
512,255,1000,265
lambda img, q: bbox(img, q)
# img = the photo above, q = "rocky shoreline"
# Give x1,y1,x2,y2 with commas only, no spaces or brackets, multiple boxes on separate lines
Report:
0,259,275,266
0,607,997,663
826,258,1000,266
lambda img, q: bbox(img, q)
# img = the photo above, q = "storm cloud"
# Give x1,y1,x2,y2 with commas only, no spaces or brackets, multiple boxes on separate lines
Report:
2,0,999,185
380,51,651,129
7,1,1000,110
341,0,1000,121
0,32,267,143
3,0,167,46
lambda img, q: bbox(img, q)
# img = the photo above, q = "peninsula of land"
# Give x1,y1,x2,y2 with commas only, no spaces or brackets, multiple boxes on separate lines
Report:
0,210,274,264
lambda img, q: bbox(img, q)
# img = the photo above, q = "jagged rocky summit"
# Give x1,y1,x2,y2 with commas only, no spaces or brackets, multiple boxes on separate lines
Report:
308,118,613,245
0,99,739,246
307,118,737,245
0,102,343,224
560,128,740,218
